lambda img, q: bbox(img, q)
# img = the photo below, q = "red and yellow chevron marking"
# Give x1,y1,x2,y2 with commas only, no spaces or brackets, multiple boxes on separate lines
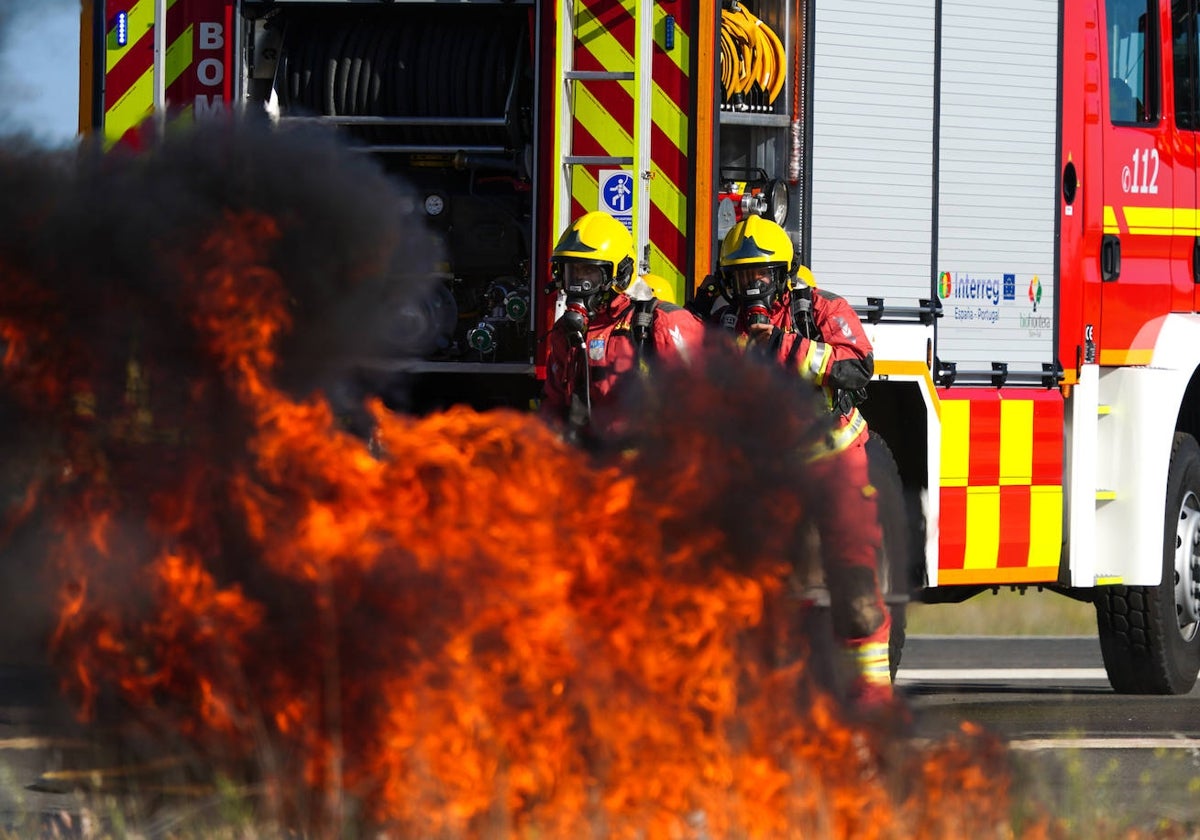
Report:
937,389,1064,585
565,0,693,303
101,0,232,149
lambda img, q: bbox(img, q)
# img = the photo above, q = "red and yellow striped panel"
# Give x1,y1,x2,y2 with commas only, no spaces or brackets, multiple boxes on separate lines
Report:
567,0,692,303
103,0,164,148
937,389,1064,585
102,0,232,149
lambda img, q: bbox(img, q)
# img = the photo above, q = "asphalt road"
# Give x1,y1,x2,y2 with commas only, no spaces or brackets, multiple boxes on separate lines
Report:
898,635,1200,831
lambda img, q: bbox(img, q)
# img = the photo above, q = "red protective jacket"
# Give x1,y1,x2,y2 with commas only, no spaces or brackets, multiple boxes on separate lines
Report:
542,292,707,440
730,287,873,456
730,286,885,647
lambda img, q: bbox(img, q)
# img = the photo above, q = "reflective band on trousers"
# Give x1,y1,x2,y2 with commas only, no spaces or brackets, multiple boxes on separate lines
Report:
843,640,891,685
807,407,867,461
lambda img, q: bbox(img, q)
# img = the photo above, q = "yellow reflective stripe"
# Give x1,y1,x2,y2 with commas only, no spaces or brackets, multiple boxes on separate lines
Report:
578,3,687,159
940,398,970,487
1029,485,1063,567
815,344,832,383
1123,205,1173,235
649,160,685,234
570,168,600,215
650,69,687,158
647,11,688,286
1103,205,1120,234
570,84,623,214
963,486,1000,570
647,241,684,304
652,3,689,76
571,2,631,215
799,340,828,381
107,0,152,72
807,408,867,460
575,84,632,157
1103,204,1200,235
576,0,634,72
844,641,891,681
999,398,1033,486
106,0,181,71
1174,207,1200,235
164,26,194,89
105,66,155,147
105,2,188,148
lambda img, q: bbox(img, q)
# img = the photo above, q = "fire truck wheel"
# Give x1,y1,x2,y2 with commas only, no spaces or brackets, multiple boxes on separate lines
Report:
866,431,910,680
1096,432,1200,694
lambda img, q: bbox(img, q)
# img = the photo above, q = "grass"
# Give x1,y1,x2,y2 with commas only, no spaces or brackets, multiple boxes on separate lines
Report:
905,586,1098,636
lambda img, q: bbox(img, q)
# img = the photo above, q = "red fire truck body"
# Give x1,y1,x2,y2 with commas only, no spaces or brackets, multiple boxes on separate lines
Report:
79,0,1200,694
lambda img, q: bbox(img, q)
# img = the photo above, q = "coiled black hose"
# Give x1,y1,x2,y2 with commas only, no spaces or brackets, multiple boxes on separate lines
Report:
278,10,526,148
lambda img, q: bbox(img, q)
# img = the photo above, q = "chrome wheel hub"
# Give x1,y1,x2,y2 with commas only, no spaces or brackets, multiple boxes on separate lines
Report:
1173,489,1200,642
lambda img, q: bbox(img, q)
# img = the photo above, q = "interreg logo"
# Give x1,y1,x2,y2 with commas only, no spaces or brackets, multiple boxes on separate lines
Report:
938,271,952,299
1028,275,1043,312
940,272,1002,305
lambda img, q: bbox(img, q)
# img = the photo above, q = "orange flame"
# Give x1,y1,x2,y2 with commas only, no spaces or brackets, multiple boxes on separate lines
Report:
3,210,1060,838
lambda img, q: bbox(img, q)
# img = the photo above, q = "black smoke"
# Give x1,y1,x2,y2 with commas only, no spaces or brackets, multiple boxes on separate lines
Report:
0,118,443,662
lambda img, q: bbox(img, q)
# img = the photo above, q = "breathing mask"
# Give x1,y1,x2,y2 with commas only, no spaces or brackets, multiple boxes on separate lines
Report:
553,260,613,346
724,264,783,325
549,211,636,345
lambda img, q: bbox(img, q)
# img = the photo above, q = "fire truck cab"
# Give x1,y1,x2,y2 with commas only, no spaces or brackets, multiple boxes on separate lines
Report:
79,0,1200,694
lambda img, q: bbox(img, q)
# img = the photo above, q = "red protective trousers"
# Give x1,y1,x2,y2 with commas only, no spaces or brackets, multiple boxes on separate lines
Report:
807,433,890,651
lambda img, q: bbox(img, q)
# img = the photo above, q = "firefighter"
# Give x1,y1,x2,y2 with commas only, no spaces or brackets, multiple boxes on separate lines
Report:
541,211,707,446
696,215,894,710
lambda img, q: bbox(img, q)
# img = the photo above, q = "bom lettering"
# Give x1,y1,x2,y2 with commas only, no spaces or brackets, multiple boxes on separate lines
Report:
195,21,226,118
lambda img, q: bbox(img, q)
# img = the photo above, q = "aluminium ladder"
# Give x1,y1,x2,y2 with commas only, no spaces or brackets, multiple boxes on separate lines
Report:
555,0,656,274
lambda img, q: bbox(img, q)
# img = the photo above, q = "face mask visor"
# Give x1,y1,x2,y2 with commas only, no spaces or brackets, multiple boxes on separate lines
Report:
555,261,611,298
727,265,781,306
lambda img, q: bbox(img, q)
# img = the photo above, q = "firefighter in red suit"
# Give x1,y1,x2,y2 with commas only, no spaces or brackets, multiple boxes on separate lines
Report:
541,211,707,446
700,215,894,709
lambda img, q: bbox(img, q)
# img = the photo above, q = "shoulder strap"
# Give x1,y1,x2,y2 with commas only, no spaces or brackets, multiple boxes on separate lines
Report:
790,289,820,340
631,297,660,360
784,290,817,366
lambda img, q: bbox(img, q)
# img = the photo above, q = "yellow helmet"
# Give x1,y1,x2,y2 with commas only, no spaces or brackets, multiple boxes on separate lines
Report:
625,273,677,305
551,211,636,296
717,216,796,304
718,215,794,271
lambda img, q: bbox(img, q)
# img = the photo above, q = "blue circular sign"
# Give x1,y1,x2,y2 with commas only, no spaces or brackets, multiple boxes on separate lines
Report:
602,172,634,213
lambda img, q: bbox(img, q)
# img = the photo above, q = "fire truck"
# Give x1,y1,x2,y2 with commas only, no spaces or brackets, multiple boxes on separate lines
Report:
79,0,1200,695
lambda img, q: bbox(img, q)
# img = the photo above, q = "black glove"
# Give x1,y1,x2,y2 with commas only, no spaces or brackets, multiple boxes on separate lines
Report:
687,276,728,321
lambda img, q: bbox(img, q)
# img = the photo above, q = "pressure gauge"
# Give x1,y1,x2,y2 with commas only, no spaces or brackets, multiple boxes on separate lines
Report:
768,179,789,226
424,194,446,217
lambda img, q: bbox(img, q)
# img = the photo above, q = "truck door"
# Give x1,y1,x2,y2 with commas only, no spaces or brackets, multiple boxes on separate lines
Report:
1099,0,1175,362
1173,1,1200,311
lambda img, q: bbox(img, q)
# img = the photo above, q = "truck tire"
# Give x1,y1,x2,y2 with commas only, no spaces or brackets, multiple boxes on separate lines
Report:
866,431,910,679
1096,432,1200,694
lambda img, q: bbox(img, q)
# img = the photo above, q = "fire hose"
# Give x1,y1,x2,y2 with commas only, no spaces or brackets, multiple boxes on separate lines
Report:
719,2,787,111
